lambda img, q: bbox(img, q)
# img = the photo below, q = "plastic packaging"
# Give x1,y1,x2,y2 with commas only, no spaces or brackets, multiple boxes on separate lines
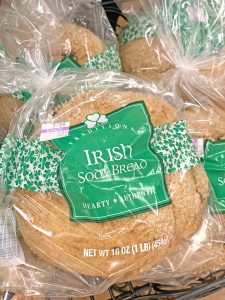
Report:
117,0,143,16
44,0,120,69
0,69,211,296
1,0,121,70
119,0,225,84
187,88,225,280
118,1,225,282
135,204,225,286
0,235,114,298
0,57,40,143
0,0,121,142
131,84,225,286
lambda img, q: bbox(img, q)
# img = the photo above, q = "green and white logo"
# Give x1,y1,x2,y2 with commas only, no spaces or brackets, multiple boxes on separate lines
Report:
85,113,108,129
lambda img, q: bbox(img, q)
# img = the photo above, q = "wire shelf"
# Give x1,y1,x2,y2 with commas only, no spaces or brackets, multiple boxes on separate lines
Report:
2,270,225,300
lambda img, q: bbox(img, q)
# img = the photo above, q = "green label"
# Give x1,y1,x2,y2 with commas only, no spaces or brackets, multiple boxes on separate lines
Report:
53,102,170,222
204,140,225,213
56,57,81,71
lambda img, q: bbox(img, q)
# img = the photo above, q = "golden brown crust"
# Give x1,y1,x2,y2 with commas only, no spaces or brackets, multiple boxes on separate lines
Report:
185,106,225,140
0,94,23,139
120,37,174,81
120,37,225,82
59,23,106,65
53,90,178,126
13,189,175,278
166,165,207,244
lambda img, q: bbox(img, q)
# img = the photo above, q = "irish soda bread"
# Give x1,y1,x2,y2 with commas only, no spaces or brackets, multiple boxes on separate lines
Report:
119,1,225,82
11,88,208,279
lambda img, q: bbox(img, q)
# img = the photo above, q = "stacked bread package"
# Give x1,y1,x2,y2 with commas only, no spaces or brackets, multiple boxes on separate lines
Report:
1,0,225,298
0,0,121,143
119,0,225,284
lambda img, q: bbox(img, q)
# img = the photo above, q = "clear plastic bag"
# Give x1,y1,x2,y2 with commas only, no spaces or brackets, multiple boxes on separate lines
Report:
0,69,211,296
1,0,121,70
0,235,114,298
0,57,40,143
0,0,121,142
0,2,61,142
134,204,225,286
129,83,225,286
118,0,225,283
119,0,225,83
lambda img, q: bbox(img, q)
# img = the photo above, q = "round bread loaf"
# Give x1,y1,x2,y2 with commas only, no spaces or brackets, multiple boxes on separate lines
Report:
11,89,208,279
185,102,225,226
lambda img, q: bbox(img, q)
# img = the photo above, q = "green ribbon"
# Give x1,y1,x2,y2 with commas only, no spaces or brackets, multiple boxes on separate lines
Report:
120,15,155,46
0,120,200,194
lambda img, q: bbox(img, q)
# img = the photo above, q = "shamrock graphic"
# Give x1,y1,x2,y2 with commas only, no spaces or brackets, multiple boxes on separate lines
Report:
85,113,108,129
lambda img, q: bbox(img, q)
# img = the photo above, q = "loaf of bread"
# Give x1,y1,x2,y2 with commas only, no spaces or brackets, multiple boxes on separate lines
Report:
8,84,207,280
119,0,225,82
0,0,121,141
